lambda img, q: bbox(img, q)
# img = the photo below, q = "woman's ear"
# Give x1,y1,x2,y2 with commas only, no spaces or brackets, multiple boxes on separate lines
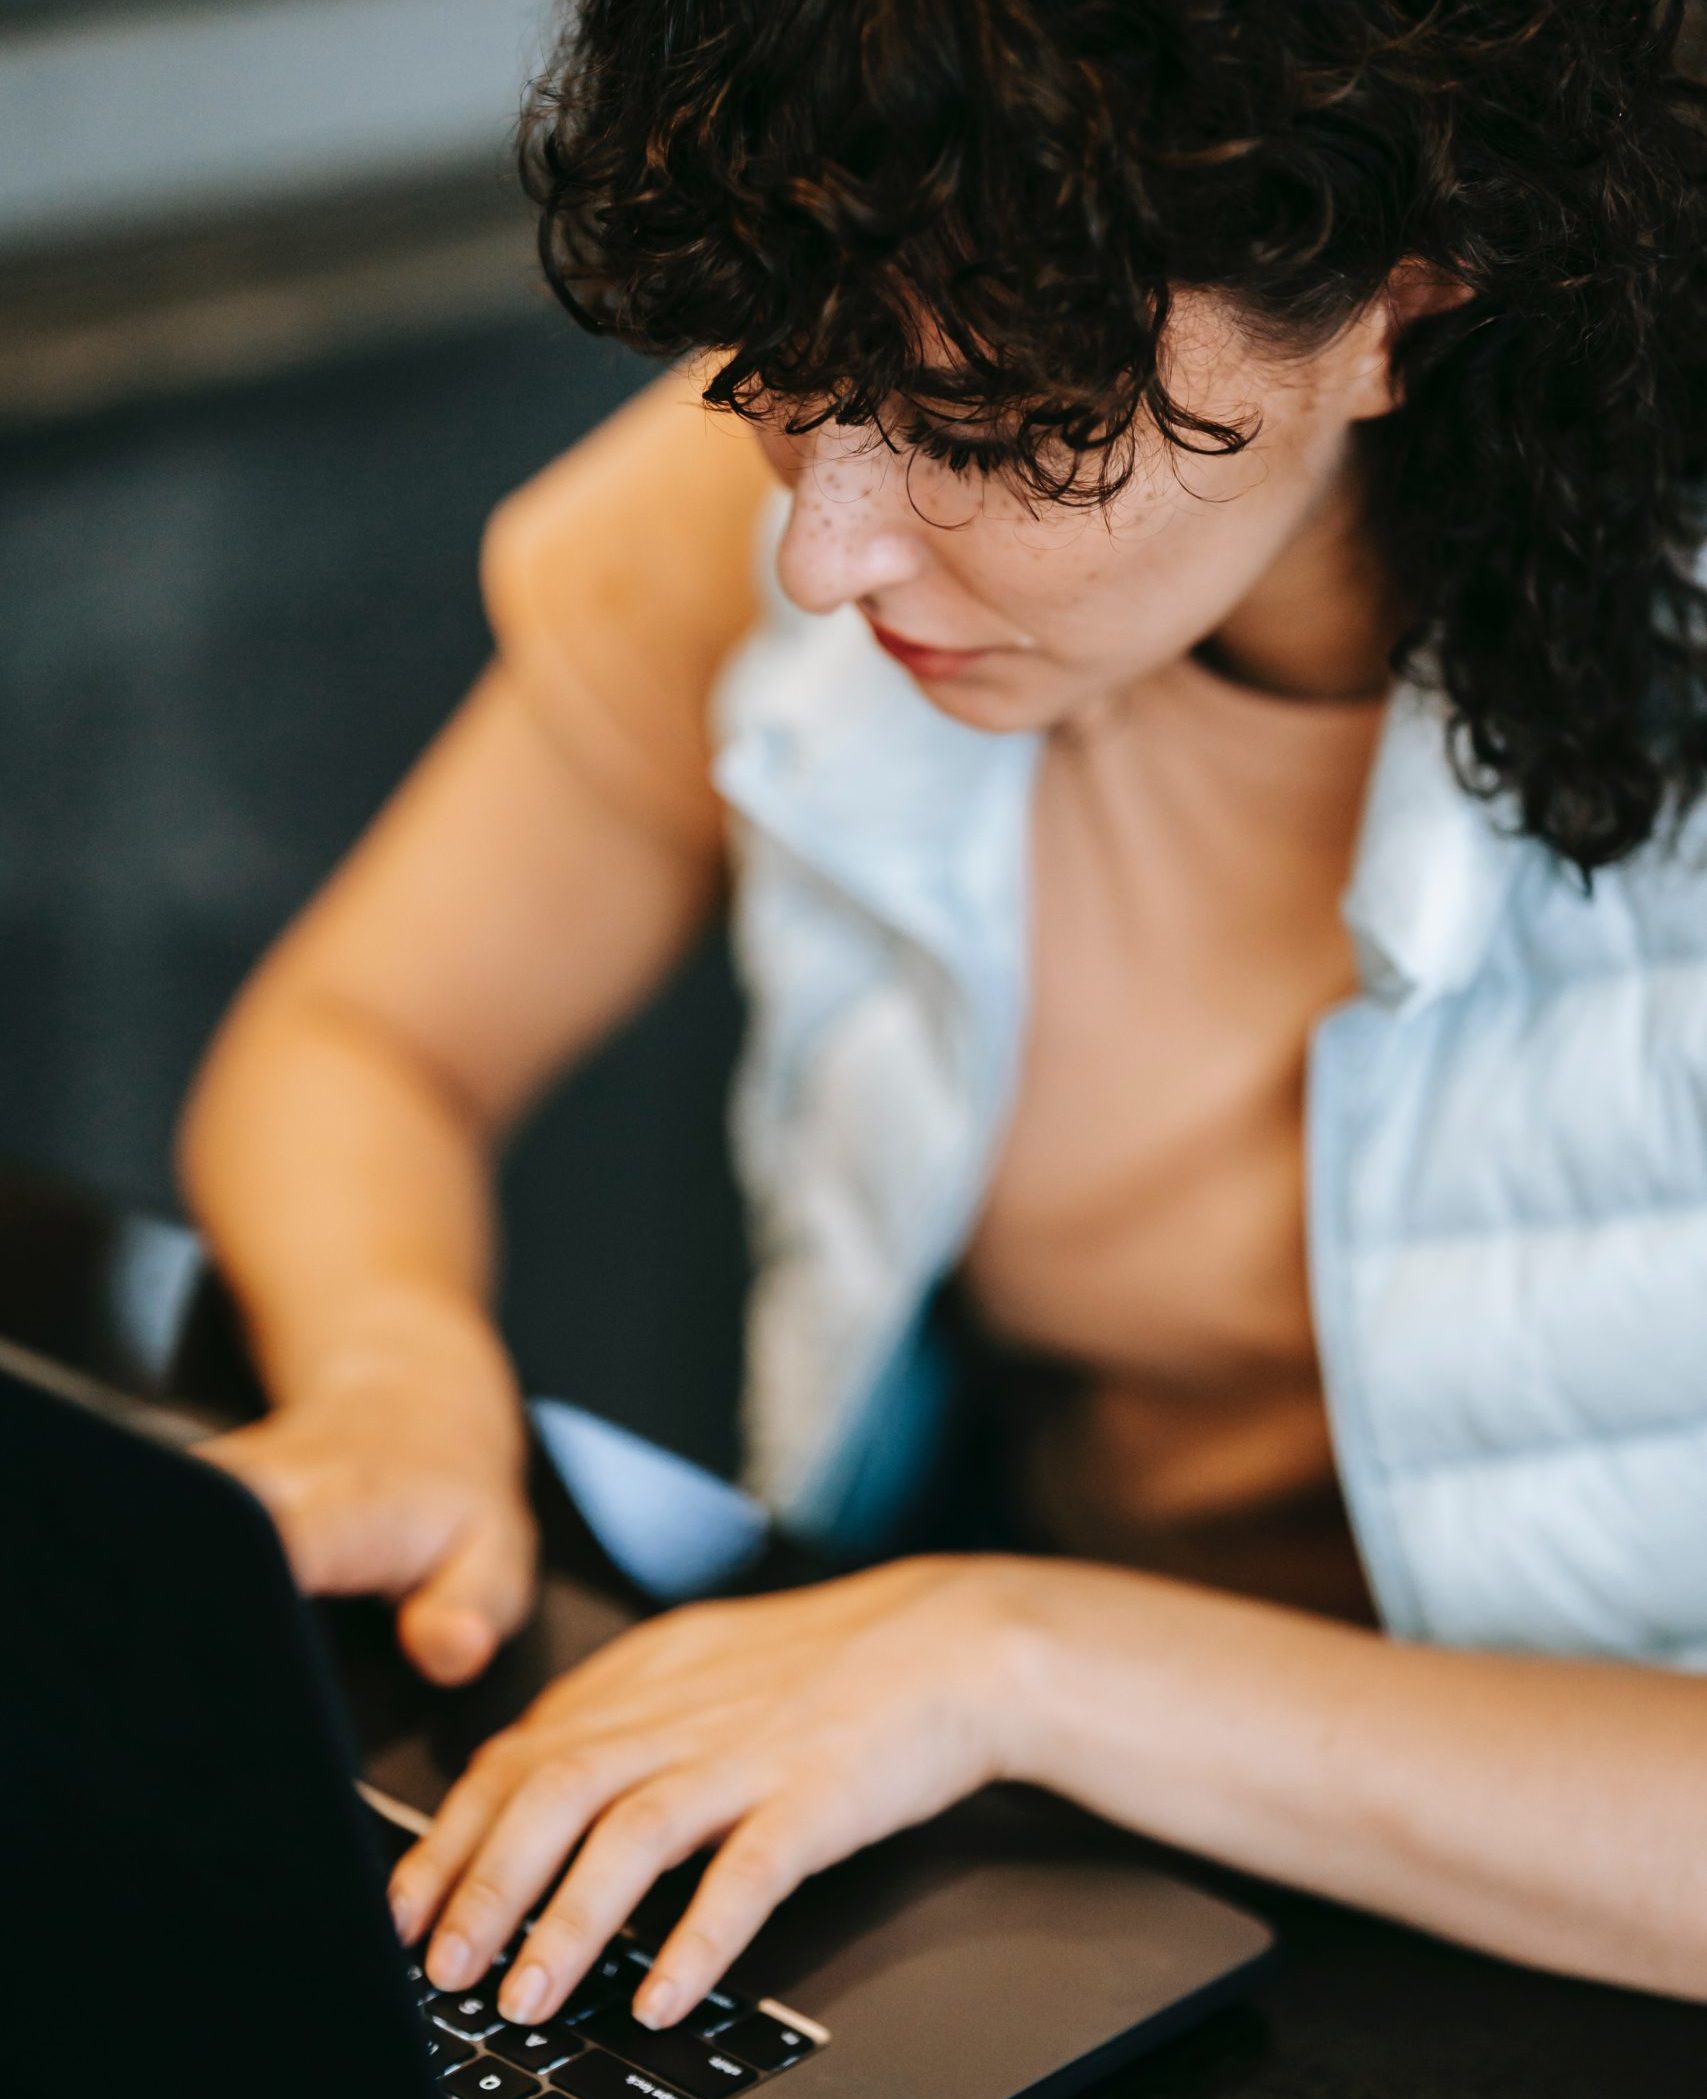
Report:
1343,257,1475,421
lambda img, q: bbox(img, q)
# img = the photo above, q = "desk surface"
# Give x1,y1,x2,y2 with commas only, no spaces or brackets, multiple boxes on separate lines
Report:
5,1159,1706,2097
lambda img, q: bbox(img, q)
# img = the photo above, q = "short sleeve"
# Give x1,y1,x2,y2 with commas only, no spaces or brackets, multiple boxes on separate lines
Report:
479,354,777,856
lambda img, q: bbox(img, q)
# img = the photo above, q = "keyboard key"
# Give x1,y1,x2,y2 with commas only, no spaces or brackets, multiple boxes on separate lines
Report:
716,2012,815,2073
547,2047,691,2099
610,1936,747,2036
555,1948,630,2026
434,1988,506,2039
422,2027,478,2076
580,2009,756,2098
681,1985,748,2039
442,2059,547,2099
559,1983,620,2026
489,2025,586,2074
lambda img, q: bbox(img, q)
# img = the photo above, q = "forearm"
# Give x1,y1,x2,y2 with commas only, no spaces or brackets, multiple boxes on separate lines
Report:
995,1556,1707,2000
178,982,517,1433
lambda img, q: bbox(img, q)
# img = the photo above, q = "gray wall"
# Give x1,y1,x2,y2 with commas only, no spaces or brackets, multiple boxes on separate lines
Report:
0,0,553,251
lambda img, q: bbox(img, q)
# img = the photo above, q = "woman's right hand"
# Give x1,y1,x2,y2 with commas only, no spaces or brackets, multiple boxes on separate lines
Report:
176,354,763,1687
197,1298,539,1686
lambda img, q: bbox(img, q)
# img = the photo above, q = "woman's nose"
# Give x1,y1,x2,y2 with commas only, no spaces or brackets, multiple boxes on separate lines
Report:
774,424,925,616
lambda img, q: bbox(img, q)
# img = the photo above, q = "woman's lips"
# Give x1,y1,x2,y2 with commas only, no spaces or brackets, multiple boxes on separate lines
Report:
866,619,991,677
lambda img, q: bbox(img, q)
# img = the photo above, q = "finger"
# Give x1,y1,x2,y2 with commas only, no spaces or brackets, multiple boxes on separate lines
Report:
397,1506,538,1687
388,1741,531,1960
633,1788,856,2030
197,1423,412,1597
408,1732,672,1990
194,1424,328,1588
501,1762,761,2029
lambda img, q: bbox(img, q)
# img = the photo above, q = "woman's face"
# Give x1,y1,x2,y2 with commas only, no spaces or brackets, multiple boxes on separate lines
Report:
751,289,1399,730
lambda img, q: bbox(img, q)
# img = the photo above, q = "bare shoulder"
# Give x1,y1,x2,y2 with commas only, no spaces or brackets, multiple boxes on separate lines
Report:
480,350,778,725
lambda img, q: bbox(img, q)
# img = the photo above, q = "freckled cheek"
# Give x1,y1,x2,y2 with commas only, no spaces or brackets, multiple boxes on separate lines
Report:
998,539,1195,669
968,539,1122,629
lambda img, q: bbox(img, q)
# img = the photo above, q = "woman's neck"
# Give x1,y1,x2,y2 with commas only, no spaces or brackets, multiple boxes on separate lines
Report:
1191,458,1405,705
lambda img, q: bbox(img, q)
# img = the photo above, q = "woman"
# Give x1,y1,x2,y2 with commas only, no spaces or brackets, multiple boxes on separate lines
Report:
179,0,1707,2036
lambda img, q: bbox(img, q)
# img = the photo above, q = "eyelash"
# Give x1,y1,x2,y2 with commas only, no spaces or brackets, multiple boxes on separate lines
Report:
899,417,1009,480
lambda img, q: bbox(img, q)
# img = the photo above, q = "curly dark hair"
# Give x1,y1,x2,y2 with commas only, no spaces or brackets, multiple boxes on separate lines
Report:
518,0,1707,874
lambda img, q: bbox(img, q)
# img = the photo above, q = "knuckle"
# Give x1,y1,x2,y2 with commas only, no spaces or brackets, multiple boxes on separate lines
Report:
605,1788,676,1851
665,1921,727,1972
531,1898,601,1953
447,1875,513,1929
391,1849,439,1898
467,1732,519,1779
524,1753,595,1806
411,1827,465,1874
429,1792,486,1846
717,1839,785,1898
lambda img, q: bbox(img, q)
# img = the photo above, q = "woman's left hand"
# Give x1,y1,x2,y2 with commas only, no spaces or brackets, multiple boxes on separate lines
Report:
388,1553,1028,2031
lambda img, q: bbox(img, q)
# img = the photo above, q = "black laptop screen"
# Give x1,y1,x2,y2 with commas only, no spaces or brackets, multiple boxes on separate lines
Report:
0,1367,432,2099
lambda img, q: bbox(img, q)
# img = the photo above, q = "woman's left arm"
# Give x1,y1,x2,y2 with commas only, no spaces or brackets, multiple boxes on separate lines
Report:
390,1551,1707,2036
1003,1555,1707,2001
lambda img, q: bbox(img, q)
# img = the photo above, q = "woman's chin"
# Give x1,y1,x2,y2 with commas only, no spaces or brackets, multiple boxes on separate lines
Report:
904,663,1067,736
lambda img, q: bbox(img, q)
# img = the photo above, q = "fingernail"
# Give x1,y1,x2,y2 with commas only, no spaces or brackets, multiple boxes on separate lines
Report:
389,1884,418,1941
428,1931,474,1989
636,1978,678,2030
502,1963,548,2024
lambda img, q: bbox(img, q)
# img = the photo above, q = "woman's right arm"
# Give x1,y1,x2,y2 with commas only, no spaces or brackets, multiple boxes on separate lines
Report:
177,351,776,1683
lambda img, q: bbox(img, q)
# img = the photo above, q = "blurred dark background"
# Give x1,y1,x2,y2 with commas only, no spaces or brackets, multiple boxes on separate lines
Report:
0,0,747,1474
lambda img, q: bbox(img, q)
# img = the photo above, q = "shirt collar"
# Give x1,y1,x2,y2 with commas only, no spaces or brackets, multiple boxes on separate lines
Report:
1341,676,1528,1015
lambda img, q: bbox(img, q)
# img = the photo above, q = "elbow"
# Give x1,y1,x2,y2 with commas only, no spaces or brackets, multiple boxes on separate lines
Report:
174,980,265,1226
174,941,318,1226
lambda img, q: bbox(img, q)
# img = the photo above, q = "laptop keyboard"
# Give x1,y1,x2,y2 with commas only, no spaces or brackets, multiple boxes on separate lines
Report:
407,1926,826,2099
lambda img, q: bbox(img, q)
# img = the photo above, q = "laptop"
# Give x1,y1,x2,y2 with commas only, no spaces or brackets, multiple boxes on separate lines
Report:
1,1355,1275,2099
